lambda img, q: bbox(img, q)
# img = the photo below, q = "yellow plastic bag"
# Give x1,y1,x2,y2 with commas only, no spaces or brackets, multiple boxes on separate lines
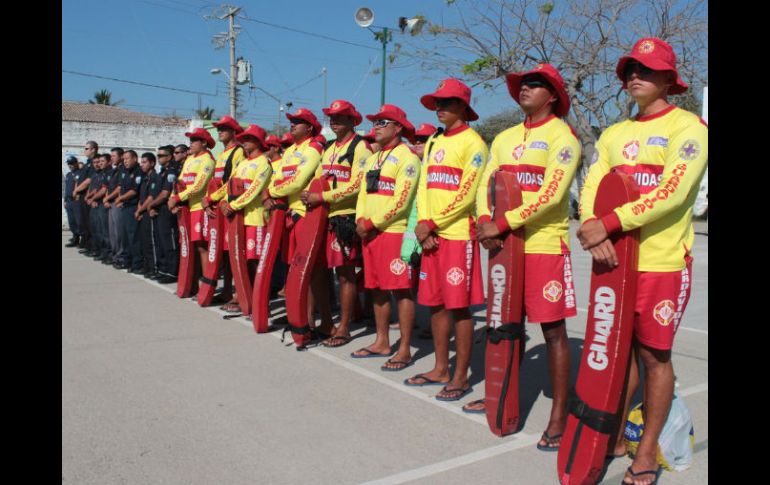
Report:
623,391,695,471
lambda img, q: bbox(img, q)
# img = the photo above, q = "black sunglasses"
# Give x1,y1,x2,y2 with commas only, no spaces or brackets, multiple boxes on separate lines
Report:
624,62,655,78
521,79,550,89
435,97,460,109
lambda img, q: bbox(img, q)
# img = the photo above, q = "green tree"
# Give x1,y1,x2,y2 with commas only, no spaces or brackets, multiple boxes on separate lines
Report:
474,109,524,144
195,107,215,120
88,89,124,106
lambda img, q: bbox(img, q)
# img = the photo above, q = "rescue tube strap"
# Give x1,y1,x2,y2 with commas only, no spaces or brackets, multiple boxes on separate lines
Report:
567,389,618,434
487,323,525,344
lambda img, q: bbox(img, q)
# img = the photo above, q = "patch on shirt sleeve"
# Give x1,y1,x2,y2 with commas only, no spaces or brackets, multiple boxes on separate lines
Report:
557,146,574,165
529,141,548,150
678,140,700,161
471,153,483,167
646,136,668,147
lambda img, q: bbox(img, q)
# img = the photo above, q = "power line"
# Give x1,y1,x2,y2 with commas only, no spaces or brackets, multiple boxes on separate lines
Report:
239,14,378,51
62,70,220,97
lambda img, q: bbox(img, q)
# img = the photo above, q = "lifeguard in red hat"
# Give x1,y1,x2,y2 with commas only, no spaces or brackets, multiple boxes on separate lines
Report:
168,127,217,290
203,115,247,311
220,124,274,281
262,108,327,330
300,100,373,347
412,123,438,160
472,63,582,450
350,104,421,369
404,79,488,401
577,37,707,485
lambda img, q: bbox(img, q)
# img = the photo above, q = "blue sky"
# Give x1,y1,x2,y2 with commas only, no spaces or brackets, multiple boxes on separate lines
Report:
62,0,513,130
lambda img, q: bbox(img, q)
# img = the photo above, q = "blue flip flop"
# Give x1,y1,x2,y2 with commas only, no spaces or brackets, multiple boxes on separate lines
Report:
621,465,662,485
462,399,486,414
350,347,392,359
536,431,563,451
435,385,472,402
403,373,450,387
380,358,414,372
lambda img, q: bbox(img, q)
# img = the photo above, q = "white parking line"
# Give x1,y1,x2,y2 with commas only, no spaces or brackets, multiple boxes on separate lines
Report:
359,382,709,485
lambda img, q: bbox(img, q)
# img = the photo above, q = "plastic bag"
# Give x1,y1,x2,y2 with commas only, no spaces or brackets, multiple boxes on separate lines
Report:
623,390,695,471
400,198,422,263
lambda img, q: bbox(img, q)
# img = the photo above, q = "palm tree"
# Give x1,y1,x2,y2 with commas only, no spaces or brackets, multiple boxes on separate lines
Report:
88,89,124,106
195,107,215,120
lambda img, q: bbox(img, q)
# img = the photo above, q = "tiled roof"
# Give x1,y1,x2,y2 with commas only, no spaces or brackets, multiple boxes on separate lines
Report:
62,101,188,126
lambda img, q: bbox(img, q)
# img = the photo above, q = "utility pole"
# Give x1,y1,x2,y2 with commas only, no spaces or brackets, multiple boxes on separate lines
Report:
321,67,328,122
208,5,241,117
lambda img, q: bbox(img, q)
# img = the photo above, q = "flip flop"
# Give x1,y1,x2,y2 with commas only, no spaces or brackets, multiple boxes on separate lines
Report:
380,358,413,372
221,302,241,313
536,431,563,451
323,335,352,348
621,465,662,485
403,373,449,387
350,347,392,359
462,398,486,414
435,385,472,402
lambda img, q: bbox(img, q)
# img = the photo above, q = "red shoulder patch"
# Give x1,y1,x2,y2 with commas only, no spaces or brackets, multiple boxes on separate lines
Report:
363,140,373,152
407,145,418,155
699,117,708,128
309,141,324,154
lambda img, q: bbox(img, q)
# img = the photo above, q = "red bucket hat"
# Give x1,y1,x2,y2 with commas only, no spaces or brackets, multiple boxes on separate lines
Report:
184,127,216,149
212,115,244,133
285,107,322,135
322,99,363,126
279,132,294,148
264,135,281,148
362,127,377,143
615,37,688,95
505,63,571,118
235,124,268,150
366,104,416,143
420,78,479,121
415,123,438,138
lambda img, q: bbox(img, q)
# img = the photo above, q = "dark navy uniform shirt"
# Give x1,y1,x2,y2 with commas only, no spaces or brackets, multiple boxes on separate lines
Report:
120,164,144,207
108,164,125,193
139,170,162,204
65,171,77,201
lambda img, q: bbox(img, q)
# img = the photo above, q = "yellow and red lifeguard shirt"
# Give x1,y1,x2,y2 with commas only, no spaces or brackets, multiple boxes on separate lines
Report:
266,136,323,217
209,144,246,203
229,153,273,227
416,125,488,240
356,142,421,234
177,151,215,211
316,134,373,217
580,105,708,271
476,115,581,254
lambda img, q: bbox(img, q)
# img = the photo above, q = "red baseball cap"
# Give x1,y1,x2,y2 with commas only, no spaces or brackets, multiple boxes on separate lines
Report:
505,63,571,117
279,132,294,148
235,124,268,150
212,115,244,133
366,104,416,143
415,123,438,138
264,135,281,148
285,107,322,135
362,127,377,143
184,127,216,149
322,99,363,126
616,37,688,94
420,78,479,121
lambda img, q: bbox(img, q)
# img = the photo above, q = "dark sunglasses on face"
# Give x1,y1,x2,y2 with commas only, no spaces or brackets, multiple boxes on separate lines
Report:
624,62,655,78
190,138,203,143
521,79,550,89
174,151,185,154
435,97,459,109
289,119,308,126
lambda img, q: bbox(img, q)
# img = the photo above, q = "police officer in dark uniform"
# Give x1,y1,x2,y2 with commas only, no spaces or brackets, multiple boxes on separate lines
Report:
147,145,180,283
136,152,162,276
85,155,107,258
103,148,126,264
74,141,99,251
113,150,144,272
93,153,113,260
64,156,81,247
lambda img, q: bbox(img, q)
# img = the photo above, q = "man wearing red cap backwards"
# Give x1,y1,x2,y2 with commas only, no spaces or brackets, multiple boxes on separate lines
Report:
301,100,373,347
168,127,217,290
405,79,488,401
412,123,438,160
262,108,330,334
352,104,421,369
473,63,582,450
204,115,247,310
577,37,707,485
220,125,273,279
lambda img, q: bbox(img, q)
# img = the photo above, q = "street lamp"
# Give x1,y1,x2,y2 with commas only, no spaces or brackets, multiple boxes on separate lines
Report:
210,67,236,117
354,8,425,106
